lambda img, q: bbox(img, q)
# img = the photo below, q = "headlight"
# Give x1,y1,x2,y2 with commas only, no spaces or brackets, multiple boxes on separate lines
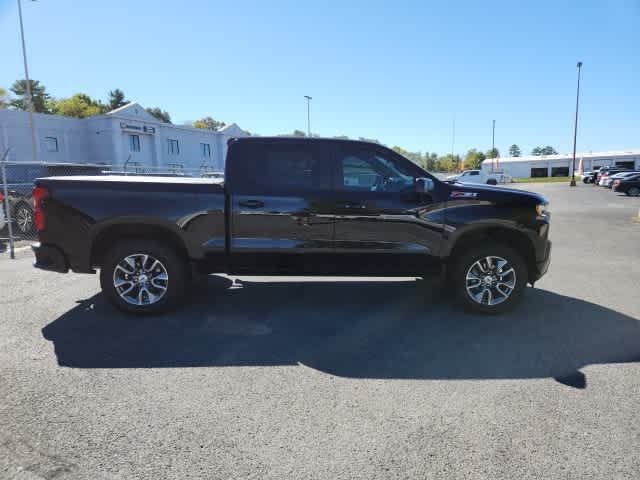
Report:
536,203,549,217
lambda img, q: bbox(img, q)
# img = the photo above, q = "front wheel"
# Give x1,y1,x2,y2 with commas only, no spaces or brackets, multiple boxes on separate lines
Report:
628,186,640,197
450,244,527,314
99,239,190,315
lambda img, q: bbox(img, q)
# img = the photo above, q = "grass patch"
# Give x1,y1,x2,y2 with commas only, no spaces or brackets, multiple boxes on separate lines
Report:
512,176,574,183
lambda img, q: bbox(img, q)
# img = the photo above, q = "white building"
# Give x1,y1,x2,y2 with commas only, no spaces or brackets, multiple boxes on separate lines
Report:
482,150,640,179
0,103,248,172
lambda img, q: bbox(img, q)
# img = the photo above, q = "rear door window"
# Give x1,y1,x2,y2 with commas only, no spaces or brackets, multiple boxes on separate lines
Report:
229,142,331,194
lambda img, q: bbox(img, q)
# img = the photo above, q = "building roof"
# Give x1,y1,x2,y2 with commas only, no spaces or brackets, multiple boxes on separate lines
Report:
482,149,640,165
218,123,246,136
105,102,160,122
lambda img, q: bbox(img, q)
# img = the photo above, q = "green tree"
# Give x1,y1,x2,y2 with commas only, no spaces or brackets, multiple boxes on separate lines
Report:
486,147,500,159
0,87,10,109
464,149,486,170
193,116,226,131
541,146,558,155
425,152,439,171
392,146,423,166
51,93,106,118
438,153,462,173
508,144,521,157
531,146,558,156
9,79,52,113
292,129,306,136
107,89,127,111
146,107,172,123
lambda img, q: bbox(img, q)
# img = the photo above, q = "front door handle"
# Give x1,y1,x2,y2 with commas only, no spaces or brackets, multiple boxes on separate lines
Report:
239,199,264,209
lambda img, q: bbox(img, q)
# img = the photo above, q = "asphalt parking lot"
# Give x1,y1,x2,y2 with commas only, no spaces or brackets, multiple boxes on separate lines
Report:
1,182,639,479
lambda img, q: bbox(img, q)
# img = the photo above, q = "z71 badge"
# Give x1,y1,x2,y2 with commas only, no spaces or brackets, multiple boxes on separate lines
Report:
450,191,478,198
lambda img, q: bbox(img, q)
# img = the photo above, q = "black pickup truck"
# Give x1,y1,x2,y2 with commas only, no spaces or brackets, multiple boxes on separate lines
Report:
32,137,551,315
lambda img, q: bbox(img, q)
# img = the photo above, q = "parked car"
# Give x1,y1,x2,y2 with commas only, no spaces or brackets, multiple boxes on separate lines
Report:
595,166,613,184
598,168,632,186
445,169,512,185
595,166,614,185
0,188,35,235
32,137,551,315
602,171,639,188
613,174,640,196
581,171,596,184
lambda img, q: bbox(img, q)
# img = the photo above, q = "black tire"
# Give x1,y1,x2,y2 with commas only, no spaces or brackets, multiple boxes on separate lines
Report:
450,243,528,314
486,179,498,185
628,186,640,197
99,239,190,315
13,202,35,236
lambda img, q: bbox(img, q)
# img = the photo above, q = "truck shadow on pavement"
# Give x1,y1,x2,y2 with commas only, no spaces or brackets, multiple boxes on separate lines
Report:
42,277,640,389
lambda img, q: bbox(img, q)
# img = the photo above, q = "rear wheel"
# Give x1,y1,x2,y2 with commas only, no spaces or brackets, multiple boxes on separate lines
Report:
450,243,527,314
486,179,498,185
628,186,640,196
100,239,190,315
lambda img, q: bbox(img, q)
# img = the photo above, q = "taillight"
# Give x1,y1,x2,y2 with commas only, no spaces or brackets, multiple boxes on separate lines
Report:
0,191,4,203
32,186,50,231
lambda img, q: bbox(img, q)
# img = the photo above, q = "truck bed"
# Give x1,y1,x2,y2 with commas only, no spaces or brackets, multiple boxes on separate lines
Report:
34,175,226,273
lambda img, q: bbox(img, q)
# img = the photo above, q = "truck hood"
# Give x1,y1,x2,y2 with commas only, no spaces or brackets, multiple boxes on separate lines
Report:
447,181,547,205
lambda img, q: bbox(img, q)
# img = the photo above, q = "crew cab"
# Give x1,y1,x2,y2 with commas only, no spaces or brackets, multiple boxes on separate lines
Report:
32,137,551,315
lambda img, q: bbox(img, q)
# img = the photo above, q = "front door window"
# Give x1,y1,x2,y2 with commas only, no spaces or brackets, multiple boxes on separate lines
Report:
339,147,416,193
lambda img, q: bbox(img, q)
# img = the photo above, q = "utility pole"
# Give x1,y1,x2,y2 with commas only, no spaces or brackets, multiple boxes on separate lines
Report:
451,115,456,171
17,0,38,163
304,95,312,137
570,62,583,187
492,119,497,170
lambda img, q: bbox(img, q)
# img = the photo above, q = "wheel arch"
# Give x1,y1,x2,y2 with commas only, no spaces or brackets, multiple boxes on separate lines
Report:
446,226,537,283
91,221,190,267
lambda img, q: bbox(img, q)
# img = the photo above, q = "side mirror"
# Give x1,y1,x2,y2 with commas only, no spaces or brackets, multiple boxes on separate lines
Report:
415,177,435,193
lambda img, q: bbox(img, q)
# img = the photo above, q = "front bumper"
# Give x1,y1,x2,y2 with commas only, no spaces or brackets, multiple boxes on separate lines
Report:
532,240,551,283
32,243,69,273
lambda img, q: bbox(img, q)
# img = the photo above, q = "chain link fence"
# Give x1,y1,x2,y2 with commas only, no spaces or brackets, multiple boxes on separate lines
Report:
1,152,223,259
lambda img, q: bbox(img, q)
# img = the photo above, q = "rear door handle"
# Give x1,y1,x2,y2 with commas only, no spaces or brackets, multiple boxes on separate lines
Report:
340,202,366,209
239,200,264,209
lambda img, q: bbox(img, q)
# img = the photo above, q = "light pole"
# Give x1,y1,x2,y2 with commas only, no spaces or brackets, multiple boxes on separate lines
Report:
17,0,38,163
304,95,312,137
450,115,456,171
570,62,583,187
491,119,496,170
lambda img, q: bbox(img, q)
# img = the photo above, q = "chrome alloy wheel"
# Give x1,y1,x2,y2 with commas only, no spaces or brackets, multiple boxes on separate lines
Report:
465,256,516,306
113,254,169,306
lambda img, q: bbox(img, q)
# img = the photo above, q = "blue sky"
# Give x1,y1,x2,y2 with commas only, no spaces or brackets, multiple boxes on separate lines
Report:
1,0,638,156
